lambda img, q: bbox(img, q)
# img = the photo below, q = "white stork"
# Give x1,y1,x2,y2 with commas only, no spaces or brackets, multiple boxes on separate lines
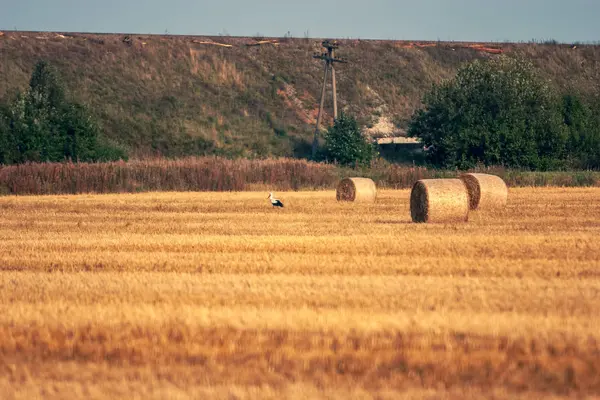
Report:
268,192,284,208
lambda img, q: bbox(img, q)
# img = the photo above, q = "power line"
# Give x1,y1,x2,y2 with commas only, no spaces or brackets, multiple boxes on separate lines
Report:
311,40,347,159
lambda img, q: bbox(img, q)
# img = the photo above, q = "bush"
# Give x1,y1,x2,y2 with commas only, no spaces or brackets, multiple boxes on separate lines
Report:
0,105,17,165
323,113,377,167
563,94,600,169
408,57,568,170
0,60,127,164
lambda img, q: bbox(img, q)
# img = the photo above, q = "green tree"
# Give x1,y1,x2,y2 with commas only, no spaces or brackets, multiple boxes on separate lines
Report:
29,60,66,109
0,60,127,164
0,93,29,164
408,57,568,170
563,94,600,169
323,113,377,167
0,105,16,164
26,61,67,161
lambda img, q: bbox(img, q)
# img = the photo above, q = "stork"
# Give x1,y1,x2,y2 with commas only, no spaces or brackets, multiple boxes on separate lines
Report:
268,192,284,208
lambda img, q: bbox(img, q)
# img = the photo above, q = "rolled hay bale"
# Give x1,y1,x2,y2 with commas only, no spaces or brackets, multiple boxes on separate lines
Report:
459,173,508,210
410,179,469,223
336,177,377,202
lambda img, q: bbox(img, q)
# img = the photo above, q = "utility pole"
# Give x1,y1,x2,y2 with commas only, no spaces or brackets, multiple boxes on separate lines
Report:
312,40,347,159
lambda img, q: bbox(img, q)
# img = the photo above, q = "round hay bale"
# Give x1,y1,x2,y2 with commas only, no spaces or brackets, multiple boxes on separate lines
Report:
336,178,377,202
410,179,469,223
460,173,508,210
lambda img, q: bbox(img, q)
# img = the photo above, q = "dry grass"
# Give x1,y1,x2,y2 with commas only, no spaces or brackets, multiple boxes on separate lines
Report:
2,32,600,158
0,157,338,195
1,158,599,196
1,187,600,399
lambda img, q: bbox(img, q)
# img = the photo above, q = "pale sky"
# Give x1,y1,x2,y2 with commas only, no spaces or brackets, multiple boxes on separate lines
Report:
1,0,599,43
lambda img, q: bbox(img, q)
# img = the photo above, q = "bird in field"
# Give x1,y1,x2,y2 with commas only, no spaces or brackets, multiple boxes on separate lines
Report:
268,192,284,208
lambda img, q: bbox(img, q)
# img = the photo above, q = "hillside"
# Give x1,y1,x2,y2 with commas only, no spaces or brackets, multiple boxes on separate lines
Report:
1,31,599,158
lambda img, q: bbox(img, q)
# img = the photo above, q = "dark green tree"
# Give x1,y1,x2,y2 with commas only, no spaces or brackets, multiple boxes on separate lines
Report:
0,60,127,164
323,113,377,167
27,61,68,161
0,105,16,164
29,60,66,109
408,57,568,170
563,94,600,169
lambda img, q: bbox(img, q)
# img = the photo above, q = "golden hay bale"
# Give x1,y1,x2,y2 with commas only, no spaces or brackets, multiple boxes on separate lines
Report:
336,178,377,202
459,173,508,210
410,179,469,223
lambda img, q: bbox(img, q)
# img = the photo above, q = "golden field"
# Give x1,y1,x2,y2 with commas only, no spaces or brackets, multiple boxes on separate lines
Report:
0,187,599,399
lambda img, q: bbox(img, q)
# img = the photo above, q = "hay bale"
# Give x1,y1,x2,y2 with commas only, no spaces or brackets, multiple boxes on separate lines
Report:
460,173,508,210
410,179,469,223
336,178,377,202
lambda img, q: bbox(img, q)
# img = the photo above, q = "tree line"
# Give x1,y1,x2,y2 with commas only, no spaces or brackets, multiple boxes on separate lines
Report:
1,58,598,170
408,56,600,170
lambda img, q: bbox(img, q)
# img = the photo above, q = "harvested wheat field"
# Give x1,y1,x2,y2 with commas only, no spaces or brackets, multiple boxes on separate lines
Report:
0,187,600,399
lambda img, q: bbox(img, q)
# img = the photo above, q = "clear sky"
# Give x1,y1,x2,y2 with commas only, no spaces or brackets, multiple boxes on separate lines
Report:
1,0,599,43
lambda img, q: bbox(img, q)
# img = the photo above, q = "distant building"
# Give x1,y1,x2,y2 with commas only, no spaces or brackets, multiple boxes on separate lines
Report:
375,137,424,164
375,137,420,145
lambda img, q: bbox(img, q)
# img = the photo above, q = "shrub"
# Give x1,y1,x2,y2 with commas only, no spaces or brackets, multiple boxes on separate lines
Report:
323,113,377,167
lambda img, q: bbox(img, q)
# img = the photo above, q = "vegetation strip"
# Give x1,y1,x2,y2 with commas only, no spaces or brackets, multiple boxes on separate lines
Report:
1,158,599,195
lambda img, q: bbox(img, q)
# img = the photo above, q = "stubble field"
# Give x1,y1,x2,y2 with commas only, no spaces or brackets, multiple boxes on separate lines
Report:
0,188,599,399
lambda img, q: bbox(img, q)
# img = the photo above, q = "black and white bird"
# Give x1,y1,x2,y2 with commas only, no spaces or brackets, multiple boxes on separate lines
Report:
268,192,284,208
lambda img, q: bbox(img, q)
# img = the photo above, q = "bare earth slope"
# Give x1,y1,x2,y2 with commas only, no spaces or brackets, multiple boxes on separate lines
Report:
0,188,599,398
1,31,600,157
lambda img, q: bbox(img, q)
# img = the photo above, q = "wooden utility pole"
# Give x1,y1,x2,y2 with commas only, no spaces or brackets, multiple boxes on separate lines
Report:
312,40,347,159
